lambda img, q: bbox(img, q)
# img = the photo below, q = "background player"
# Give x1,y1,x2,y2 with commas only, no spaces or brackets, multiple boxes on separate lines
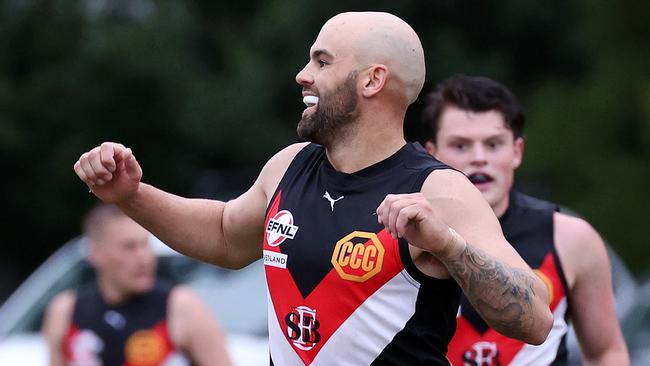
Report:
43,203,232,366
421,74,629,365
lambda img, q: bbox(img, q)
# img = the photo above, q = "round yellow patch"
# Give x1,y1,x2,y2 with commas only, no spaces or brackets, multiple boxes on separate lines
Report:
124,329,166,365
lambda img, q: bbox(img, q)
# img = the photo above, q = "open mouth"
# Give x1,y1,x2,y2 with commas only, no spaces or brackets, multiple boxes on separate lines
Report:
468,172,494,185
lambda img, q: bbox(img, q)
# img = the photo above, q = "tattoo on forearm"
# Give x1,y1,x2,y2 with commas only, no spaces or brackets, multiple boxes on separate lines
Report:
447,244,538,338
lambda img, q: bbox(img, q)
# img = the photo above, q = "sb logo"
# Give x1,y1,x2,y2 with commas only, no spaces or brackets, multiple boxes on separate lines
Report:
285,306,321,351
331,231,385,282
462,341,501,366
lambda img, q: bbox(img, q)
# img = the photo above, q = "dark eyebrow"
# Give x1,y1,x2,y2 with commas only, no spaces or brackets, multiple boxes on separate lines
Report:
311,49,334,59
447,135,473,143
485,134,508,141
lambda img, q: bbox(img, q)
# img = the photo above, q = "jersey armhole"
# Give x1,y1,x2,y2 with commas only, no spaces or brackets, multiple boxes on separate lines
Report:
266,143,321,216
397,238,458,286
550,212,573,319
396,165,460,286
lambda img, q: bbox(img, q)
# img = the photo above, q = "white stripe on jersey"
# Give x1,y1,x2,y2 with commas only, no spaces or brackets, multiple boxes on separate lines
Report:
312,269,420,365
267,269,420,365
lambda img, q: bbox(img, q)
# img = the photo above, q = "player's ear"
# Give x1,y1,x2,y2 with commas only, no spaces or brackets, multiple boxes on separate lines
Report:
87,241,102,268
361,65,388,98
513,137,524,169
424,140,437,157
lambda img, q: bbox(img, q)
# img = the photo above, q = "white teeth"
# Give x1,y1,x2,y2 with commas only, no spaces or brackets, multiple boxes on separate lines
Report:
303,95,319,107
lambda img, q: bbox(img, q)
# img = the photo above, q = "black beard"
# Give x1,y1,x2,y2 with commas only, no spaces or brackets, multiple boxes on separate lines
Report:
297,71,360,146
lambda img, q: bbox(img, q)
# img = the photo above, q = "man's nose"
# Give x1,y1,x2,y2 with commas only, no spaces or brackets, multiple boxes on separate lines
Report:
135,246,154,263
470,146,488,165
295,63,313,86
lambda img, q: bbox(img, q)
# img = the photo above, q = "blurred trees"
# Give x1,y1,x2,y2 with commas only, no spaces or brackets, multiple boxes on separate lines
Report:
0,0,648,297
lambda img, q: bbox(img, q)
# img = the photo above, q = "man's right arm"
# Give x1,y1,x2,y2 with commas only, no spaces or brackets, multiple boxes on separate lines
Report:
74,142,307,269
168,285,233,366
42,291,76,366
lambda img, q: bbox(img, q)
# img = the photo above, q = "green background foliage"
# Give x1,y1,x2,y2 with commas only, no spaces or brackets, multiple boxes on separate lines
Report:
0,0,648,298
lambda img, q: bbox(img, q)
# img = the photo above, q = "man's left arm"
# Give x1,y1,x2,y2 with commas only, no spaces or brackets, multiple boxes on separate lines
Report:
377,169,553,344
168,286,232,366
554,213,630,365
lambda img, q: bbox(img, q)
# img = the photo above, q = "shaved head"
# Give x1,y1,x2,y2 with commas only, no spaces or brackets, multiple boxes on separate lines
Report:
320,12,425,105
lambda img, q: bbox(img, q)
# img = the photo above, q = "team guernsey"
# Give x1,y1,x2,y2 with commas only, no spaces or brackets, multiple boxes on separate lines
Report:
63,281,190,366
447,191,570,366
264,142,461,366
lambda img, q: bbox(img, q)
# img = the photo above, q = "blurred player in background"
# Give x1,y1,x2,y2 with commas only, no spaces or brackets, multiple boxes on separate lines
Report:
422,74,629,365
43,203,232,366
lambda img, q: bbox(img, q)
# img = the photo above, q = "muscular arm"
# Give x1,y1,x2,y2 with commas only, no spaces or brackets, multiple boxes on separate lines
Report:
441,234,549,343
554,213,629,365
75,142,307,269
168,286,232,366
42,291,76,366
378,169,552,344
431,171,552,344
118,184,262,269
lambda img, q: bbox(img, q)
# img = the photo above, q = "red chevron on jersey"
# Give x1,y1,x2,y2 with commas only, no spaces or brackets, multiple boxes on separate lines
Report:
264,192,403,364
265,191,289,254
264,143,461,365
64,325,104,365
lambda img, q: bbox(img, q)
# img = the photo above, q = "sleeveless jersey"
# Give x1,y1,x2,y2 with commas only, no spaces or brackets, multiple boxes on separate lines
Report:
63,281,190,366
264,142,461,366
447,191,570,366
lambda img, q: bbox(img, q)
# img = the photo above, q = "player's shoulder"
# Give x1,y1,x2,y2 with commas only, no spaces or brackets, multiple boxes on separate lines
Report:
554,211,608,272
272,142,312,162
168,284,205,311
46,290,77,318
255,142,311,193
261,143,311,175
554,211,603,246
422,167,476,199
169,284,196,300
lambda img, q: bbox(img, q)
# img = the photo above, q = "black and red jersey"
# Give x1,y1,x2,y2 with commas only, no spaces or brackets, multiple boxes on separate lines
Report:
63,281,189,366
264,142,461,365
447,191,570,366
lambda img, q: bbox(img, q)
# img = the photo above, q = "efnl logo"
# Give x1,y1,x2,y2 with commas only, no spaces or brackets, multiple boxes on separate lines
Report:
266,210,299,247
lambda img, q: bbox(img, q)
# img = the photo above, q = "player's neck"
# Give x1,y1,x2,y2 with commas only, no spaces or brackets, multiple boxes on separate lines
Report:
326,123,406,173
493,194,511,218
97,277,132,305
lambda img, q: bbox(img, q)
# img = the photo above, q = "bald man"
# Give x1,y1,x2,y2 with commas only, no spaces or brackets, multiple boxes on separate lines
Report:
73,12,553,365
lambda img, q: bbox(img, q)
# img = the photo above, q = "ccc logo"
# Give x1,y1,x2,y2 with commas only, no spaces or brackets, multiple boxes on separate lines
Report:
331,231,385,282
